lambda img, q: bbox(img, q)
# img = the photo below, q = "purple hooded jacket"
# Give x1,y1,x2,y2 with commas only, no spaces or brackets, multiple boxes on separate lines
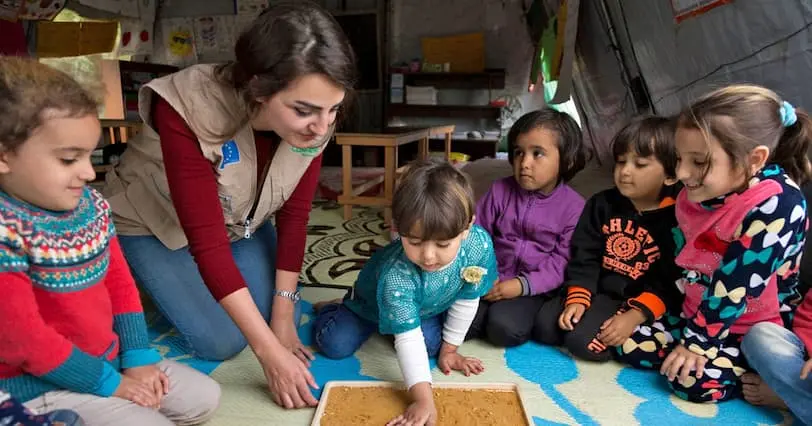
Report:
475,176,585,296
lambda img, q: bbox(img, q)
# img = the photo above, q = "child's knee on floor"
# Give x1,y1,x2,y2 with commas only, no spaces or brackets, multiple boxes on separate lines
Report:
742,321,807,381
480,298,545,347
532,297,566,345
564,326,613,362
669,375,742,403
484,316,532,348
742,321,799,359
160,360,221,424
420,314,445,356
312,304,376,359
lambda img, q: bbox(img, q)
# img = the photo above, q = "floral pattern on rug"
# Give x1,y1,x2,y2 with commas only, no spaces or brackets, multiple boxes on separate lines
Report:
302,202,388,288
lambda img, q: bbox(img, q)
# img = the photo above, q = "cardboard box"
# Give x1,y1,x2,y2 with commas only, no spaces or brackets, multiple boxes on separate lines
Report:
421,32,485,73
36,21,118,58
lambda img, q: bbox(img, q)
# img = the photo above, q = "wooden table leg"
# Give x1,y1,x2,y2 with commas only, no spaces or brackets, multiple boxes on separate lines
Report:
444,131,452,161
383,146,395,225
342,144,353,220
418,136,429,160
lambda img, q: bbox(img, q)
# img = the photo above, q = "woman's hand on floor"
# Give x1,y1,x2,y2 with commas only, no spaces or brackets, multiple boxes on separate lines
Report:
660,344,708,384
260,346,319,409
558,303,586,331
483,279,522,302
271,320,315,366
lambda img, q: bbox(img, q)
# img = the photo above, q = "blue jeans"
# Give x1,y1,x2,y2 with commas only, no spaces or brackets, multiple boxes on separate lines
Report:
742,322,812,424
313,303,444,359
119,222,289,361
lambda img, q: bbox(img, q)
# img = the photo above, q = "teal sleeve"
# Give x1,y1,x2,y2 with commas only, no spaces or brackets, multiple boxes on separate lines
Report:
120,349,162,369
114,312,162,369
41,347,122,397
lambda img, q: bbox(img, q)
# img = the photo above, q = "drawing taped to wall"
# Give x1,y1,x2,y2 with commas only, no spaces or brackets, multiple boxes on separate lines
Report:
235,0,267,32
153,17,197,67
194,15,236,63
119,18,153,55
0,0,22,21
18,0,65,20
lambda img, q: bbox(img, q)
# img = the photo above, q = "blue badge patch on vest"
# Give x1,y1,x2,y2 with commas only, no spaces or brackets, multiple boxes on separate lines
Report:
220,140,240,169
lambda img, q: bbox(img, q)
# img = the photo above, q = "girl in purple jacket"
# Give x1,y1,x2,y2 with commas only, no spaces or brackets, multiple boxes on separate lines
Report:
467,109,588,347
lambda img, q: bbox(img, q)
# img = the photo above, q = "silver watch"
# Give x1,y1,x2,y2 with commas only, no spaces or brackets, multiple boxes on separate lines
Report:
275,290,301,303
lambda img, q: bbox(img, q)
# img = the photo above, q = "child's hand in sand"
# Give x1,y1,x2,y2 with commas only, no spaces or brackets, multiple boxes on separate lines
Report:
388,400,437,426
558,303,587,331
438,349,485,377
802,359,812,380
388,383,437,426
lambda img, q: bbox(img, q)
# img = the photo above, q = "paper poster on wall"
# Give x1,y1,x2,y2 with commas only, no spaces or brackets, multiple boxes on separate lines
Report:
235,0,267,32
119,18,153,55
671,0,732,23
0,0,22,21
19,0,65,20
137,0,155,21
236,0,267,16
153,17,196,67
194,15,236,63
119,0,138,17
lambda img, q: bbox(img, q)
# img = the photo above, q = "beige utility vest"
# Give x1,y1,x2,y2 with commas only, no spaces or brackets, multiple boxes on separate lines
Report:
102,64,330,250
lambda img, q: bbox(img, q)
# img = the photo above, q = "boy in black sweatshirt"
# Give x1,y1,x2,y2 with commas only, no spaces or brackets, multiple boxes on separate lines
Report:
534,116,683,362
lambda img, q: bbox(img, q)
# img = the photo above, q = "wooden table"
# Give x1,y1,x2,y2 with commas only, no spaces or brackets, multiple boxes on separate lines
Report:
336,124,455,223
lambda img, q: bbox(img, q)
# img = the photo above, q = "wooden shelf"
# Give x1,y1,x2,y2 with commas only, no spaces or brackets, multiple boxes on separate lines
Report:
429,136,499,143
94,164,113,173
387,104,501,119
397,69,505,89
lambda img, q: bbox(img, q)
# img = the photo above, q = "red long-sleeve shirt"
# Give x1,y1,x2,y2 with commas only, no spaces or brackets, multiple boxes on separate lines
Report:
153,96,322,300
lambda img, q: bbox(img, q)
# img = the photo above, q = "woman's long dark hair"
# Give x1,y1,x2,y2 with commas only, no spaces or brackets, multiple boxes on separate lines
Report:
216,1,357,127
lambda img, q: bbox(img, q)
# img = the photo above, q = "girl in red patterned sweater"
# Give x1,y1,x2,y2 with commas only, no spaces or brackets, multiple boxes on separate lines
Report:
0,58,220,425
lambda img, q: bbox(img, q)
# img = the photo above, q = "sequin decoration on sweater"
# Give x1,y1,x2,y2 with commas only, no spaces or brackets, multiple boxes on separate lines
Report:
344,224,498,335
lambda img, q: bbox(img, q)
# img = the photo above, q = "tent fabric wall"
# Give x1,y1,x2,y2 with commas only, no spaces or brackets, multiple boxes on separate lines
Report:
617,0,812,115
563,0,637,161
569,0,812,160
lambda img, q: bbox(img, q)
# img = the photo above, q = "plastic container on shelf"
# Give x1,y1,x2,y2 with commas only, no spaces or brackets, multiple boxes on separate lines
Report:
429,151,470,165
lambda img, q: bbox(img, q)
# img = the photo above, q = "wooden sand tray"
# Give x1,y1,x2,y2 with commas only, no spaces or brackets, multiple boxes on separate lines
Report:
312,381,533,426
